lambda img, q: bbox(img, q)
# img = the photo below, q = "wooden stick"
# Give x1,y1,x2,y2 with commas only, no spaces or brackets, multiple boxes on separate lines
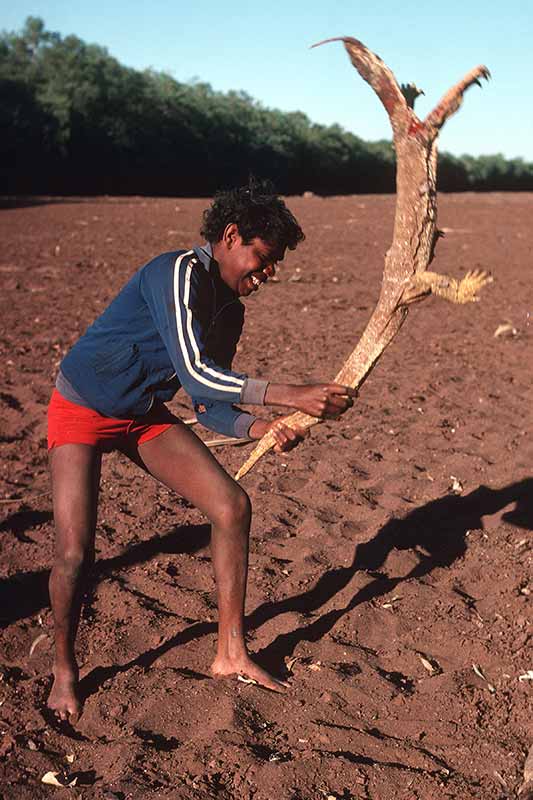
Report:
0,490,51,505
205,437,251,448
235,37,491,481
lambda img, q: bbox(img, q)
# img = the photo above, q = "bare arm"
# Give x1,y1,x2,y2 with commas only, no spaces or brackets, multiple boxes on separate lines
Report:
264,382,356,418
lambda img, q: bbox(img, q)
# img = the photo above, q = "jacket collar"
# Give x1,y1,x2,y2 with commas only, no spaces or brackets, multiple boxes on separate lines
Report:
193,241,238,299
193,242,214,272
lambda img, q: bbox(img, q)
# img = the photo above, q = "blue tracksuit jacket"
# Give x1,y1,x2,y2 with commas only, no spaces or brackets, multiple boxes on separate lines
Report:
58,245,268,438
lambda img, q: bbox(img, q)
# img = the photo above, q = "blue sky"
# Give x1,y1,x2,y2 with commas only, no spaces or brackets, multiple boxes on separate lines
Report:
2,0,531,160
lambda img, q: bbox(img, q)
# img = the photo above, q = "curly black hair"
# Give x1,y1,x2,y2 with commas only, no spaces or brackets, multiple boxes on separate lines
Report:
200,177,305,251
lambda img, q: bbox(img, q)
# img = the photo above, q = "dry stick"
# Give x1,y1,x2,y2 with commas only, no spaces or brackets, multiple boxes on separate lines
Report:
204,436,251,448
0,490,51,505
235,37,492,481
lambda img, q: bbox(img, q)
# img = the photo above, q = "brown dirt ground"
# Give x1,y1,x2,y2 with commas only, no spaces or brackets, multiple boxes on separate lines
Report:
0,193,531,800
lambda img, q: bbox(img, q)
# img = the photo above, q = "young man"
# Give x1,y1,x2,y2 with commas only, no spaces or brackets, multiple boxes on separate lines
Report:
47,181,355,721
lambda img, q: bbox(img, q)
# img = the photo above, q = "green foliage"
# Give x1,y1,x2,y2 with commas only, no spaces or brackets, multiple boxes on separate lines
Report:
1,17,531,195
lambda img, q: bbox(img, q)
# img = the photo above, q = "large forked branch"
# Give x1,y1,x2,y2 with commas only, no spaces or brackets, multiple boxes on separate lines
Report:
235,37,491,481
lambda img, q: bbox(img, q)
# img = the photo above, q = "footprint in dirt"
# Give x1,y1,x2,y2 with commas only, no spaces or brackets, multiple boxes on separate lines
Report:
276,472,310,492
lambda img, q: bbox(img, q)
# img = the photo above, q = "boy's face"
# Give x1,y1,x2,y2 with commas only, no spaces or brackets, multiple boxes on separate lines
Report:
215,223,284,297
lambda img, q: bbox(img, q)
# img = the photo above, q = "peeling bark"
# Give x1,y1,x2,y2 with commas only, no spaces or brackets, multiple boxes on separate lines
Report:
235,37,491,481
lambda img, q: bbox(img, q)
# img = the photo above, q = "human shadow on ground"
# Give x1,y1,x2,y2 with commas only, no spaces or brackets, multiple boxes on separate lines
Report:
79,477,532,698
252,477,533,671
0,508,53,544
0,522,211,626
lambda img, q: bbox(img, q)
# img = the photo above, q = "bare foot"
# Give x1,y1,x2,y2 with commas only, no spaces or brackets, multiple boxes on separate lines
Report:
211,652,289,693
47,665,81,722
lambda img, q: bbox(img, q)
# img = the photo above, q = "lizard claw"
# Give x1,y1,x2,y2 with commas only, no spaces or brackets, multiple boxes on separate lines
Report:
457,269,493,303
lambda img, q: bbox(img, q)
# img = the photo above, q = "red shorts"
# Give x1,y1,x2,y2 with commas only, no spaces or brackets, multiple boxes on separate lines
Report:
47,389,178,451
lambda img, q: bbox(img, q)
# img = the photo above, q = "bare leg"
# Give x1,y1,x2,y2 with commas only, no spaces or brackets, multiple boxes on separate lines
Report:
48,444,101,720
134,424,288,691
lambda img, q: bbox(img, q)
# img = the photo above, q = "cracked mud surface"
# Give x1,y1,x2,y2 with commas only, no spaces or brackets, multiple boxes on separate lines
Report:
0,193,531,799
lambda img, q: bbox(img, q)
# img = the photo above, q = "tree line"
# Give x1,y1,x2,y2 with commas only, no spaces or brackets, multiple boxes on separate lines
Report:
2,17,532,196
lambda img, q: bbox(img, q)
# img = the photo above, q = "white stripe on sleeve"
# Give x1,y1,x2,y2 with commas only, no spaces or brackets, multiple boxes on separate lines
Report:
173,253,244,395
